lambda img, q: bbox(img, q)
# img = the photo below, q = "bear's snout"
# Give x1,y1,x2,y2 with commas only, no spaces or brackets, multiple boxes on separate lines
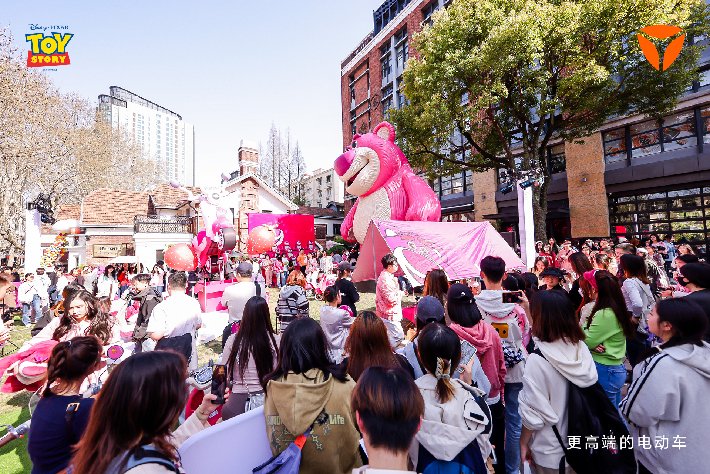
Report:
334,149,356,178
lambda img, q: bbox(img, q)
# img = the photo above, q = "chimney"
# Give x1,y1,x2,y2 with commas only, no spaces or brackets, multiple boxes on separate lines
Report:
238,139,259,176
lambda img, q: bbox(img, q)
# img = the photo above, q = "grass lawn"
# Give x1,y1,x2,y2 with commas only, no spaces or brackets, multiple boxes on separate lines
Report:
1,289,415,473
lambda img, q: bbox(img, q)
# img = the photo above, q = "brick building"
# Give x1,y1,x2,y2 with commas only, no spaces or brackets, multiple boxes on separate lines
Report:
341,0,710,254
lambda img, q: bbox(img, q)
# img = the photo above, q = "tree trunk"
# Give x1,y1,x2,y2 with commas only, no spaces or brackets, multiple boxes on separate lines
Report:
531,178,549,242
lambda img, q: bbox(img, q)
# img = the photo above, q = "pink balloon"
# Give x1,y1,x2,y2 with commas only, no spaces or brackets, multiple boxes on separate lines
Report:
164,243,197,271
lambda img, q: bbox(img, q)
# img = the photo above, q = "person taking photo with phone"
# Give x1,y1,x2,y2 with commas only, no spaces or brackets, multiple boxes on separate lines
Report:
476,256,531,474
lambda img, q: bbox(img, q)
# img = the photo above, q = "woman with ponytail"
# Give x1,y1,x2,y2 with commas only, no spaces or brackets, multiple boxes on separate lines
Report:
409,323,490,473
27,336,103,474
621,298,710,474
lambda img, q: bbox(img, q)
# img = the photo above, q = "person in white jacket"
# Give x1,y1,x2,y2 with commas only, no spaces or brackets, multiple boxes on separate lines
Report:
620,298,710,474
519,290,598,474
409,323,490,473
619,254,655,366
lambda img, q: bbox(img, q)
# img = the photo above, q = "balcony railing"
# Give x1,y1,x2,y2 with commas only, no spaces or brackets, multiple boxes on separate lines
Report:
134,215,196,234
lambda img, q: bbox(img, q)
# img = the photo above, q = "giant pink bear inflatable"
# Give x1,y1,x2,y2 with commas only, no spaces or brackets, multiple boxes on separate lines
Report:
334,121,442,243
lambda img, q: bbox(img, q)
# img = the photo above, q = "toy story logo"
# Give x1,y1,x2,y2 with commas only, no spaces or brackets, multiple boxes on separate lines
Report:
25,24,73,68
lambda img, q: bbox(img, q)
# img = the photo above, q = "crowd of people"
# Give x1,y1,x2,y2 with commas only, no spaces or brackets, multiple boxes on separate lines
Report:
0,233,708,474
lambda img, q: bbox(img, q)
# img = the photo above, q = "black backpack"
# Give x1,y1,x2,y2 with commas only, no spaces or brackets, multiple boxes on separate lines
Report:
532,350,636,474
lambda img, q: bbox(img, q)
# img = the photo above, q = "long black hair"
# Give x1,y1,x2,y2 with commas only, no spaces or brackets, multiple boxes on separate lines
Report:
588,271,635,337
72,351,187,474
416,323,461,403
44,336,102,397
265,317,348,388
446,283,482,328
655,298,708,349
53,290,113,344
226,296,278,385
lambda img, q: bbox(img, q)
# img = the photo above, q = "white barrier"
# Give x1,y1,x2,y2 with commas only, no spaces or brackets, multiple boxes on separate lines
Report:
179,406,273,473
197,311,229,344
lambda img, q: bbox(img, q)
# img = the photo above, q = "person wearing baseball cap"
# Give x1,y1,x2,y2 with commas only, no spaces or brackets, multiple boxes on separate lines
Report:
335,260,359,319
220,261,264,349
396,296,446,380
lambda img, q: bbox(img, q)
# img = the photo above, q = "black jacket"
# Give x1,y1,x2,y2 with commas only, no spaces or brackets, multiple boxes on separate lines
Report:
683,289,710,341
335,277,359,317
131,289,162,340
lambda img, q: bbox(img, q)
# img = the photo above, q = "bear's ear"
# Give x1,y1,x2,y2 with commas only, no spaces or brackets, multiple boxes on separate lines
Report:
373,122,396,142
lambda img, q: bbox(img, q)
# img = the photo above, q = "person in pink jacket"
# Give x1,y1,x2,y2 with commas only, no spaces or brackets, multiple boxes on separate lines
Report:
447,283,507,474
375,253,405,348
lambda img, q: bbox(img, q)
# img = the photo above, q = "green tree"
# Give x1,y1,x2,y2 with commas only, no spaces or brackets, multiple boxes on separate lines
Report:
391,0,709,240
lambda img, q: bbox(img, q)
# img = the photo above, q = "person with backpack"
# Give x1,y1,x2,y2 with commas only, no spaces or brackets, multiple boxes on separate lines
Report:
446,283,505,471
620,254,655,367
220,262,265,348
147,272,202,371
408,323,491,473
275,270,310,333
351,366,424,474
129,274,162,353
262,317,362,474
477,256,530,474
398,294,490,392
221,296,279,420
70,351,225,474
621,298,710,474
28,336,103,474
583,270,635,408
519,291,598,474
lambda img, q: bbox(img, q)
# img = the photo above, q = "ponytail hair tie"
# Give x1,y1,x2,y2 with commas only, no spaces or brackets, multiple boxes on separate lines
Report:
583,270,598,290
435,357,450,380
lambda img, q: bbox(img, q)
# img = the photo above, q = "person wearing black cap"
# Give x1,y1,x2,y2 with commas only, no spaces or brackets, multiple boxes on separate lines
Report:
538,267,568,293
335,261,359,317
677,262,710,341
396,296,490,391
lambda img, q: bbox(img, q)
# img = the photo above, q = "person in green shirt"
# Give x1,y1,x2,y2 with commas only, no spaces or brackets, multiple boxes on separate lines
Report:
582,270,635,407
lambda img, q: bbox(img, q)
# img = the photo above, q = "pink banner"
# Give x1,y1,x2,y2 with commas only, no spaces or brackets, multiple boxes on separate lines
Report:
247,213,316,257
353,220,525,286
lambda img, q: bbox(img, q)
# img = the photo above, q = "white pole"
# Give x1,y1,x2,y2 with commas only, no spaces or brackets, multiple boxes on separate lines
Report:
24,209,42,271
517,182,536,271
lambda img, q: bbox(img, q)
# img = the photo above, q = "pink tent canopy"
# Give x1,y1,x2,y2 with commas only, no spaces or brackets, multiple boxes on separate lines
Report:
353,220,525,286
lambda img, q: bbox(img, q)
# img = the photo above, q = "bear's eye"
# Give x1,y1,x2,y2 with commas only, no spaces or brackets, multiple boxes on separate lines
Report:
351,141,358,148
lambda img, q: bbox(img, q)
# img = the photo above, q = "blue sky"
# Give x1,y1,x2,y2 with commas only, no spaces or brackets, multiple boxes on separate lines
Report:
3,0,384,186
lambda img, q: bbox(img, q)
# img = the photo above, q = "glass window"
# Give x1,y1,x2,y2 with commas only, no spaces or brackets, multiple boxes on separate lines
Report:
662,111,696,151
381,54,392,82
603,128,627,162
465,170,473,191
441,176,452,194
668,188,700,197
699,68,710,91
672,220,704,231
701,106,710,144
630,119,661,158
549,144,566,174
612,203,637,213
671,196,702,209
452,174,463,194
637,200,667,211
671,209,703,220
